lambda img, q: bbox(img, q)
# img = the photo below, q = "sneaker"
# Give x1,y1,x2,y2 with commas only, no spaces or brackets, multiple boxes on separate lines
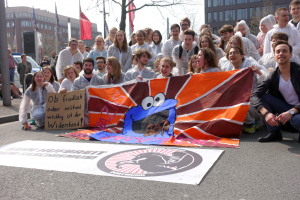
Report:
29,120,36,125
244,121,259,134
14,95,23,99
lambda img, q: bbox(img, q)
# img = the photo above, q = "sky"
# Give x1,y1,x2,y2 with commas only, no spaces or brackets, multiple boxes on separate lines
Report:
6,0,204,42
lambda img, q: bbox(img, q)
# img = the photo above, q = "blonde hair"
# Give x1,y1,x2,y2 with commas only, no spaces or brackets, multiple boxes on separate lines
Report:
63,65,79,79
106,57,122,84
160,57,176,69
107,27,118,40
94,35,104,49
188,55,198,73
225,35,245,54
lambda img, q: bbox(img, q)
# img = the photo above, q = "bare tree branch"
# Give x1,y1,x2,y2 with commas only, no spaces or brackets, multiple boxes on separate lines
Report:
111,0,122,6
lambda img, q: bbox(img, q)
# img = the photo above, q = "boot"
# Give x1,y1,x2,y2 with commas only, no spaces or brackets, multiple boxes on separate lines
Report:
258,129,282,142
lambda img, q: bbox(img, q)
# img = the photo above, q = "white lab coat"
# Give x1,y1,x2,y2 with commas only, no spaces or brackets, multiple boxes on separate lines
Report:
237,20,257,47
161,37,182,57
107,44,132,73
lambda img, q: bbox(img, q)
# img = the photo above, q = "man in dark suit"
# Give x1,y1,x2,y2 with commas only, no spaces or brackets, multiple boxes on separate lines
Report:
17,54,32,93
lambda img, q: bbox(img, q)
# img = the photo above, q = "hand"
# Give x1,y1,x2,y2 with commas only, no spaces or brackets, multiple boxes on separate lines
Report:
250,65,262,76
136,76,143,81
59,88,67,93
276,111,292,125
258,48,263,55
187,72,194,75
265,113,278,126
41,82,49,87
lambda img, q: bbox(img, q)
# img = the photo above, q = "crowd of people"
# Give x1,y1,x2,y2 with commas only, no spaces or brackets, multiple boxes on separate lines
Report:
8,0,300,143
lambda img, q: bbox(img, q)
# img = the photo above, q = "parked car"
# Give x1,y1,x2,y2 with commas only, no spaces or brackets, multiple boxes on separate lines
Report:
13,55,41,88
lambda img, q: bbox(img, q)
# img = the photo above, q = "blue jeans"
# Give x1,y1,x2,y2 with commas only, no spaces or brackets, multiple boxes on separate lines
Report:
261,93,300,132
9,69,14,82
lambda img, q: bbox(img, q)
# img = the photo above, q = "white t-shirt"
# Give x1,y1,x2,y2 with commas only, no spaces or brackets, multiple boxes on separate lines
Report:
279,74,299,105
59,79,73,92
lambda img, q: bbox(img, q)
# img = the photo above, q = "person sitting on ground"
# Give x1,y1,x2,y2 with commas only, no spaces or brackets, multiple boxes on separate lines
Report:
195,48,220,74
42,66,60,92
199,35,225,61
59,65,79,93
40,56,50,68
17,54,32,92
107,30,132,73
56,38,84,83
225,46,269,133
131,30,156,69
251,40,300,142
87,35,108,71
94,56,107,78
124,49,157,81
103,57,126,84
187,55,198,74
172,29,199,75
19,71,56,128
150,30,163,54
236,20,257,47
0,74,22,99
200,24,221,45
259,32,300,70
157,57,176,78
257,15,276,55
218,25,234,51
162,24,182,57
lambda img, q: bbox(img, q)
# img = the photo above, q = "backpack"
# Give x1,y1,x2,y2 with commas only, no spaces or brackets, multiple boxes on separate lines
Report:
179,43,199,59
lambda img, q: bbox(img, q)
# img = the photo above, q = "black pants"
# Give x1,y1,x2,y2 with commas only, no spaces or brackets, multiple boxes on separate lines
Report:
51,66,58,81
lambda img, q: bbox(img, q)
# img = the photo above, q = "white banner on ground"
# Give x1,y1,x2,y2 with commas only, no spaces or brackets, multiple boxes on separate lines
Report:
0,141,223,185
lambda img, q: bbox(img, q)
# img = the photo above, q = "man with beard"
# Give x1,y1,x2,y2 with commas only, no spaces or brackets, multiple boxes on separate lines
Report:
124,49,156,81
251,40,300,142
71,57,105,91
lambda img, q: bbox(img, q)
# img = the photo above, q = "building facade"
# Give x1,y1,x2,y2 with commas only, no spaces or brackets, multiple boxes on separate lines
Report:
205,0,291,36
5,6,102,56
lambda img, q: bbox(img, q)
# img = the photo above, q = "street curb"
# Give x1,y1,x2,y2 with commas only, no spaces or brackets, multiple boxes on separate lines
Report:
0,113,30,124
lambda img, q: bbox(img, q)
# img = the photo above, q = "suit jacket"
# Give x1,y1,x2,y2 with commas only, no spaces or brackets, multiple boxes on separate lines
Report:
17,61,32,85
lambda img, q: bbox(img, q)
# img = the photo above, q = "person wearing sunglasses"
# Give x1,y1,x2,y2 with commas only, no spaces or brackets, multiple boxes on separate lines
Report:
56,38,84,84
179,17,199,45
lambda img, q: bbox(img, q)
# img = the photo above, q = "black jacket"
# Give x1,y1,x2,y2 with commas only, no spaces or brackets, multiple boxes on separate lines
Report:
251,62,300,112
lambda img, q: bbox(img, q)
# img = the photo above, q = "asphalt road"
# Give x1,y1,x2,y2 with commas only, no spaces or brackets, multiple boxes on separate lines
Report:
0,121,299,200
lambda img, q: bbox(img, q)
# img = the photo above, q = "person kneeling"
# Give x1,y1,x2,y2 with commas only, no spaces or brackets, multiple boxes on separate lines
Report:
251,40,300,142
19,71,56,128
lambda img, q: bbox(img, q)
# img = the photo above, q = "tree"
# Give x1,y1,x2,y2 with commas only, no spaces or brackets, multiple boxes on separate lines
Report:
90,0,197,32
249,0,274,35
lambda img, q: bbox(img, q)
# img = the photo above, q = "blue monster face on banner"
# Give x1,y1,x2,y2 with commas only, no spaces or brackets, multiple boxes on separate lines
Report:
122,93,178,138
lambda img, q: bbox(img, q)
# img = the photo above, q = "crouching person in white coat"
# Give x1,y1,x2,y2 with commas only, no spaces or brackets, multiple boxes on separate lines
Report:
19,71,56,129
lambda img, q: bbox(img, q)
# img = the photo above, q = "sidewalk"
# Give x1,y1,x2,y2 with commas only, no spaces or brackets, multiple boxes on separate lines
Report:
0,98,29,124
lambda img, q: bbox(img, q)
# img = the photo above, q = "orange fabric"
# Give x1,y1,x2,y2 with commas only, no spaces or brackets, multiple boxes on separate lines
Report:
149,78,169,97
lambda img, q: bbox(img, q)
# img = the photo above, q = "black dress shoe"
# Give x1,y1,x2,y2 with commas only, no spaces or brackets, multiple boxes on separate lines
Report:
258,129,283,142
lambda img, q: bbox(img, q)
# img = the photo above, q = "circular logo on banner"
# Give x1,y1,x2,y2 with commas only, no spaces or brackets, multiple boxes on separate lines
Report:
97,148,202,177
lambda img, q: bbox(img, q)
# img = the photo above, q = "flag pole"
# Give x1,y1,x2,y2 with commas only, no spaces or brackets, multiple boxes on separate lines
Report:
79,0,81,40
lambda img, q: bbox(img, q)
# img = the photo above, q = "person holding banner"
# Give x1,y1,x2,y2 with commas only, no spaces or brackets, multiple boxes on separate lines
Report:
88,35,108,71
195,48,221,74
103,57,126,84
107,30,132,73
19,71,56,129
42,66,60,92
59,65,79,92
124,49,156,81
157,57,176,78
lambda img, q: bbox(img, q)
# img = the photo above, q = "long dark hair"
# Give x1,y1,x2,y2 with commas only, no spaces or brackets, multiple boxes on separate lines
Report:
30,71,44,91
42,66,55,83
199,35,216,53
152,30,162,45
113,30,128,52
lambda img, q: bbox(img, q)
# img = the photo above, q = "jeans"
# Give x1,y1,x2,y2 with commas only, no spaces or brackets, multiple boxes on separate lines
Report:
261,93,300,132
9,69,14,82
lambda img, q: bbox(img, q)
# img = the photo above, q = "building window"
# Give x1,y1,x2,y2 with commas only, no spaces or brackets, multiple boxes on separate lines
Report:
208,0,211,7
213,12,218,22
237,0,247,4
10,13,13,18
225,10,235,21
21,21,25,27
213,27,218,35
49,25,52,30
249,0,260,2
7,32,10,37
225,0,234,6
45,25,48,29
275,5,281,11
219,11,223,22
37,23,40,28
6,22,10,27
237,8,247,20
41,24,44,29
26,21,31,27
282,4,289,9
213,0,223,7
207,12,212,23
6,14,9,18
23,13,28,17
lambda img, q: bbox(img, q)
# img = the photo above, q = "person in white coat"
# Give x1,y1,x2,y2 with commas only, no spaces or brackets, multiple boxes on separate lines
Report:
104,27,117,50
179,17,199,45
87,35,108,71
59,65,79,93
149,30,163,55
236,20,257,47
131,30,156,69
103,57,126,84
78,40,89,58
264,7,300,55
200,25,221,45
289,0,300,32
199,35,225,61
257,15,276,55
172,29,199,75
19,71,56,128
107,30,132,73
162,24,182,57
56,38,84,83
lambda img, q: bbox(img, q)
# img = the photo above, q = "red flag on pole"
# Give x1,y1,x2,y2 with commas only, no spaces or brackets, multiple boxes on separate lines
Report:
128,0,136,32
80,5,92,40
